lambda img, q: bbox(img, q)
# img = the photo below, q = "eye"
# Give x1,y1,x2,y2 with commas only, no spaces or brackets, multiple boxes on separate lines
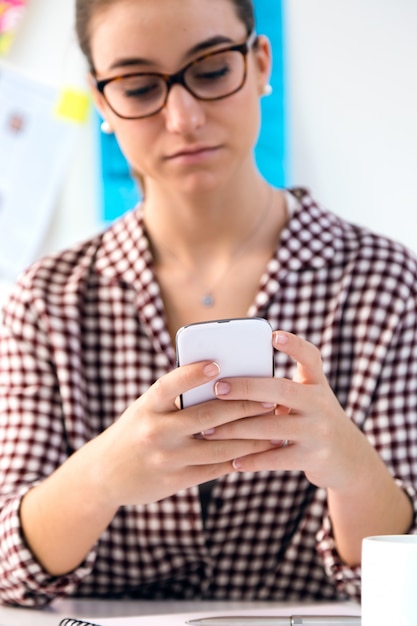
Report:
125,84,158,99
117,75,164,100
194,64,231,80
190,52,234,83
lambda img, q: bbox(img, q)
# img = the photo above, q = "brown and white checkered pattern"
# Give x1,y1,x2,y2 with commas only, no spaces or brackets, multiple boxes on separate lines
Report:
1,189,417,607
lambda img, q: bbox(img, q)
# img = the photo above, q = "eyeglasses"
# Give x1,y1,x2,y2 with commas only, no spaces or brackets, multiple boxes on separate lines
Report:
94,31,258,120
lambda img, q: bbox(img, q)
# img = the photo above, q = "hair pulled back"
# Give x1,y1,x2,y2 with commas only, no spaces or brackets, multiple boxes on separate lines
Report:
75,0,256,70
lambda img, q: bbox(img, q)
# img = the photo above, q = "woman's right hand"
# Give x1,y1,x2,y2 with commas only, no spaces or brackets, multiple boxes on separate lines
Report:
92,360,275,508
20,360,273,577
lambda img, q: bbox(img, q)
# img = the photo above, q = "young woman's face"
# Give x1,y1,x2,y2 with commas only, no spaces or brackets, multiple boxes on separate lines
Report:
89,0,270,196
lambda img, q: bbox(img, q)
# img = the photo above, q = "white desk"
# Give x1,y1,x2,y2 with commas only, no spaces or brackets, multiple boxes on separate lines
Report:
0,599,361,626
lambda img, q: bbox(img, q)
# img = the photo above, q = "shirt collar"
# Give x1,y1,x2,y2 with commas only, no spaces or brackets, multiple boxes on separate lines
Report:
93,189,361,326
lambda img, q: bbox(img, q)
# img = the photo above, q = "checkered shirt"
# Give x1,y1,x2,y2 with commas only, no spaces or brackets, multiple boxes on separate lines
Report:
1,188,417,607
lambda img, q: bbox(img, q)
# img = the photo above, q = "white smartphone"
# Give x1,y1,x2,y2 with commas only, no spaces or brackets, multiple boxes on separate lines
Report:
176,317,274,408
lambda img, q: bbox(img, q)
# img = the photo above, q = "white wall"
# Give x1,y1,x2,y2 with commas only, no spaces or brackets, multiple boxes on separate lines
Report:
1,0,417,305
284,0,417,252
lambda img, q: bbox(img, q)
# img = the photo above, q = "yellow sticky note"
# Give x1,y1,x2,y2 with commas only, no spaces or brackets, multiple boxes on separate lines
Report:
0,33,13,56
54,88,91,123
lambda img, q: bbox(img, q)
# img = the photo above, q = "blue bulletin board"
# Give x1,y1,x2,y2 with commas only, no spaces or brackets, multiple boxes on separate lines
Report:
98,0,286,222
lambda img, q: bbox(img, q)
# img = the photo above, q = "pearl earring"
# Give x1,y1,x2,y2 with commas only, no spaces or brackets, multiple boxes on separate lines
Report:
262,84,273,97
100,120,113,134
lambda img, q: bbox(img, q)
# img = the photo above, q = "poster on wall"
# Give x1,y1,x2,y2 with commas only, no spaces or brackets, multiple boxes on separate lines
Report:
0,0,28,56
0,66,82,280
97,0,286,223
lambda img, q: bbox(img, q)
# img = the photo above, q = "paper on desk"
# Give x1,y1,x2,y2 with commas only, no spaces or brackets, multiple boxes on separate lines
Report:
93,603,361,625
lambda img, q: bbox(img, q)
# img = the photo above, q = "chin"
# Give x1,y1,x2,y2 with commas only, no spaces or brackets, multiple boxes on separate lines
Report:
173,171,227,196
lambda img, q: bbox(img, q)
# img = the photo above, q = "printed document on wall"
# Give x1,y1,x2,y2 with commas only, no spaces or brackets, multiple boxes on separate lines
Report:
0,65,78,280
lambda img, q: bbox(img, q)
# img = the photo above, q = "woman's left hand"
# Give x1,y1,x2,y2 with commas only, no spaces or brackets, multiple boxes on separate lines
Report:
203,330,368,491
203,330,414,565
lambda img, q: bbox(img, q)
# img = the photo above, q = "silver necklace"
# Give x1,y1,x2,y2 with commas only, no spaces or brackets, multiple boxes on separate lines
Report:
198,188,274,307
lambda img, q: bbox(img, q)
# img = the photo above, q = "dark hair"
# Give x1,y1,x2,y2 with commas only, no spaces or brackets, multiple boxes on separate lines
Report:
75,0,256,70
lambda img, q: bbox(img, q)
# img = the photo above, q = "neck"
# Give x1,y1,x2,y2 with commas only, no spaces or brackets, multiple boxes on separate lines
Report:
144,182,287,330
143,176,271,269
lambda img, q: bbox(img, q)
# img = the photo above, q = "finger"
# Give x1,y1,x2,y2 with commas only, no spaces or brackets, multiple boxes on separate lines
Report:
181,437,276,467
214,375,318,414
231,445,301,473
181,399,277,437
273,330,326,385
200,411,306,443
148,361,220,412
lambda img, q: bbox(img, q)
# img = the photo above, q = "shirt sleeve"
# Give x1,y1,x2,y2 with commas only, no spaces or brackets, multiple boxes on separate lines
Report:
0,491,97,607
0,281,98,607
315,287,417,601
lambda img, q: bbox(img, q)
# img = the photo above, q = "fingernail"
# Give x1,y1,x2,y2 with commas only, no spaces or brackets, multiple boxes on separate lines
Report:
271,439,289,447
203,362,220,377
232,458,242,470
262,402,276,409
214,381,231,396
274,331,288,345
201,428,215,436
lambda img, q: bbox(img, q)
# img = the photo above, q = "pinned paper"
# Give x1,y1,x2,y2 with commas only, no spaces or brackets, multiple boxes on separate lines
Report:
0,31,11,54
0,0,28,56
0,66,80,280
97,113,141,223
54,87,91,123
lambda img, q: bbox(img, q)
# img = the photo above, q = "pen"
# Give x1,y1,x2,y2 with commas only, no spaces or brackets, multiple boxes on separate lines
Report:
186,616,361,626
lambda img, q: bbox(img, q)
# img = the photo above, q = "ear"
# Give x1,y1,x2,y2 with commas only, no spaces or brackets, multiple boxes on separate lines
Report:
253,35,272,96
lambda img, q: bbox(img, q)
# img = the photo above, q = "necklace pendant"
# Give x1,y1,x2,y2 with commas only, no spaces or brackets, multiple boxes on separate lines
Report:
202,293,214,307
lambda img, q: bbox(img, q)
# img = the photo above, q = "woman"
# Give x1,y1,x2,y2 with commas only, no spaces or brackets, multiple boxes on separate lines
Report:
1,0,416,608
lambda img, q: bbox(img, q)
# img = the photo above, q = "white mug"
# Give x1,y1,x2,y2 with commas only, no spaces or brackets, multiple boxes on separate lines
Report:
362,534,417,626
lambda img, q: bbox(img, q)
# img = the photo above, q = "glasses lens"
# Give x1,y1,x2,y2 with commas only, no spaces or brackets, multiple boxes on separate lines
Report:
104,74,166,118
185,49,246,100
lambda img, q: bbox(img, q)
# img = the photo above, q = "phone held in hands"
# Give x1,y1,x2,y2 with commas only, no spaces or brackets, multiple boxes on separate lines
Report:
176,317,274,408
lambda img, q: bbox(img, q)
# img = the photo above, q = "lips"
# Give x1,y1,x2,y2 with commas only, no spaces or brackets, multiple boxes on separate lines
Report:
166,145,220,160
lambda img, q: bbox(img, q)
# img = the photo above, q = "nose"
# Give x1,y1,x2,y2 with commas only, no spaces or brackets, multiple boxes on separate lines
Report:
163,84,205,134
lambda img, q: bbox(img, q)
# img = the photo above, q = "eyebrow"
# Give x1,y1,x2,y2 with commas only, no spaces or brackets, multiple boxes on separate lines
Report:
107,34,236,72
